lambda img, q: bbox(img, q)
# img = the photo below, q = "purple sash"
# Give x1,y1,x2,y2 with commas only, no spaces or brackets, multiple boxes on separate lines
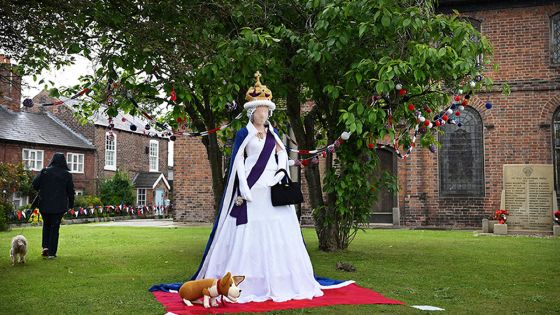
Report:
229,130,276,225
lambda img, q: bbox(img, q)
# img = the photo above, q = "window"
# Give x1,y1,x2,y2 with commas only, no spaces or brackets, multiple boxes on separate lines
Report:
67,153,84,173
137,189,146,206
75,190,84,196
105,132,116,170
463,17,483,67
12,192,28,209
439,107,484,196
22,149,44,171
551,12,560,65
149,140,159,172
553,109,560,191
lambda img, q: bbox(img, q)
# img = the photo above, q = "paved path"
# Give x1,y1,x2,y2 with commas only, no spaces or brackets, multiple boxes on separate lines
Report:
91,219,211,228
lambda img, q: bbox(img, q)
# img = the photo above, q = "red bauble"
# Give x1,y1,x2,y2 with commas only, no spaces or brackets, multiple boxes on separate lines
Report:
368,143,374,149
408,103,415,111
455,111,461,116
462,100,469,106
399,89,407,96
424,120,431,126
435,120,441,127
176,117,183,123
442,115,449,121
454,95,461,102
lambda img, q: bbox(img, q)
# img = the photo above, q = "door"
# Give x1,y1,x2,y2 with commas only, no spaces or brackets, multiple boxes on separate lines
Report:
155,189,164,207
370,149,396,224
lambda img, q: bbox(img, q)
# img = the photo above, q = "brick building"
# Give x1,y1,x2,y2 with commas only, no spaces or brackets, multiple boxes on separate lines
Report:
31,91,171,207
392,0,560,229
0,57,96,207
172,1,560,230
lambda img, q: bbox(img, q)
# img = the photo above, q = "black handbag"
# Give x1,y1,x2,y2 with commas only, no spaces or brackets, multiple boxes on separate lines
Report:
271,169,304,206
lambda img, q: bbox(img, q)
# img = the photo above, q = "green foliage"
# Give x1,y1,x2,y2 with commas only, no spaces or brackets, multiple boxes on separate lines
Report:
99,171,135,206
3,0,497,250
0,200,12,231
74,195,103,208
0,162,35,198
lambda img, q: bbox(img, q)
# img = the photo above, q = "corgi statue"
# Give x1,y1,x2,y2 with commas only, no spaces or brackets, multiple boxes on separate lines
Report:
179,272,245,308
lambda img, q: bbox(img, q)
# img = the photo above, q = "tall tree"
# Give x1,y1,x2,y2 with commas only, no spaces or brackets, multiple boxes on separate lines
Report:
228,0,495,250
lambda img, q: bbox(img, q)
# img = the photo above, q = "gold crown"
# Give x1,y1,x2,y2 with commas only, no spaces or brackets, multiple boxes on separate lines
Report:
245,71,272,102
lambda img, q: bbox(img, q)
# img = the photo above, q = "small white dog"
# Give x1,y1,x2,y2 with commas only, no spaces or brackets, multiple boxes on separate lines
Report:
10,235,28,266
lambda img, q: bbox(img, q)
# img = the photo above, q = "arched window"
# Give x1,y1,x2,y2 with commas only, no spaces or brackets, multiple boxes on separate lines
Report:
551,12,560,65
439,107,484,196
553,108,560,191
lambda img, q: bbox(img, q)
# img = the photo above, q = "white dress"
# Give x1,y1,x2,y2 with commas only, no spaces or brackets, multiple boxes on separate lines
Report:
201,133,324,303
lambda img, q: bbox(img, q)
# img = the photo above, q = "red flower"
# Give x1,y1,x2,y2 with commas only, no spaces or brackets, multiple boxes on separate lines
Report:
494,209,509,224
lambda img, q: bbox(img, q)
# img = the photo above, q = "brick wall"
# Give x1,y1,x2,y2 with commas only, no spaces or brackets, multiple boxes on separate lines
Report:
0,141,96,195
36,101,170,193
94,127,169,184
173,136,215,222
0,55,21,112
400,4,560,228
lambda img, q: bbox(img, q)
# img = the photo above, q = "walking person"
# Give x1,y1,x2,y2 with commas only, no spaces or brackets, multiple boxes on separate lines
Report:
32,153,75,259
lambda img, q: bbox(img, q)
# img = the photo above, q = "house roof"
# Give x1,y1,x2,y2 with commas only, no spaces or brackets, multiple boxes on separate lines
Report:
133,172,170,190
0,106,95,150
32,91,168,139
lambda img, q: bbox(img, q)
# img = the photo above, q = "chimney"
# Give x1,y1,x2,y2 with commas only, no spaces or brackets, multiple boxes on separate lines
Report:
0,55,22,112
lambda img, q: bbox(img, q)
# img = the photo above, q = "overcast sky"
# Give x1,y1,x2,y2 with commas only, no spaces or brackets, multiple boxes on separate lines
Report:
21,55,93,99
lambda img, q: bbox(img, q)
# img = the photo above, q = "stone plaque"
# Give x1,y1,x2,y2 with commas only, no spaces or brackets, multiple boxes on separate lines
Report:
502,165,554,231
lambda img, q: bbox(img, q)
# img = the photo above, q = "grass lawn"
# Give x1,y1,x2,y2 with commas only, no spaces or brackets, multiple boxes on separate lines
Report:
1,224,559,314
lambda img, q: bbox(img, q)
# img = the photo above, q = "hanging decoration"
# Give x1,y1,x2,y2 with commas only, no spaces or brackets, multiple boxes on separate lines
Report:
8,204,172,225
30,70,493,164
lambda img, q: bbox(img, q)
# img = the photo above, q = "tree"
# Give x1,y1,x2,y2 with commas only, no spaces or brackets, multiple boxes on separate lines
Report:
0,162,34,231
99,170,135,206
226,0,495,250
2,0,497,250
1,1,271,211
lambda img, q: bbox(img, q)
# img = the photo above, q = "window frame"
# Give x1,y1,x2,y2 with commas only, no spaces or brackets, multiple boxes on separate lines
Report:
438,107,485,197
149,140,159,172
22,148,44,171
12,192,28,209
137,188,147,206
550,12,560,66
67,152,85,174
104,132,117,171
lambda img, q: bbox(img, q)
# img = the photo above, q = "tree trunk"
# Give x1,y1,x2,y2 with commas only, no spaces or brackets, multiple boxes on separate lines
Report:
283,80,341,251
315,129,340,251
201,90,225,213
200,134,224,214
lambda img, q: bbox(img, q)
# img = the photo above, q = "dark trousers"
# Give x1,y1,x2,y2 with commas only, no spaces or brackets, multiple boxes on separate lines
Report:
41,212,64,256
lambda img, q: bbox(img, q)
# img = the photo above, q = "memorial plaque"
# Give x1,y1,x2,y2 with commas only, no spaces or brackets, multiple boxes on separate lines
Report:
503,165,553,231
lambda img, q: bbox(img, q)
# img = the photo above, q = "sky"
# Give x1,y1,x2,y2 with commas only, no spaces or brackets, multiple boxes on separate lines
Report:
19,56,174,166
21,55,93,99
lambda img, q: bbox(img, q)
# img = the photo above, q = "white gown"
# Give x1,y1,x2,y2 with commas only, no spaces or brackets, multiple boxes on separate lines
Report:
201,133,324,303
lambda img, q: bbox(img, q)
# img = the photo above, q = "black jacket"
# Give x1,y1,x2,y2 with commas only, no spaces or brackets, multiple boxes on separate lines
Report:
32,153,75,214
